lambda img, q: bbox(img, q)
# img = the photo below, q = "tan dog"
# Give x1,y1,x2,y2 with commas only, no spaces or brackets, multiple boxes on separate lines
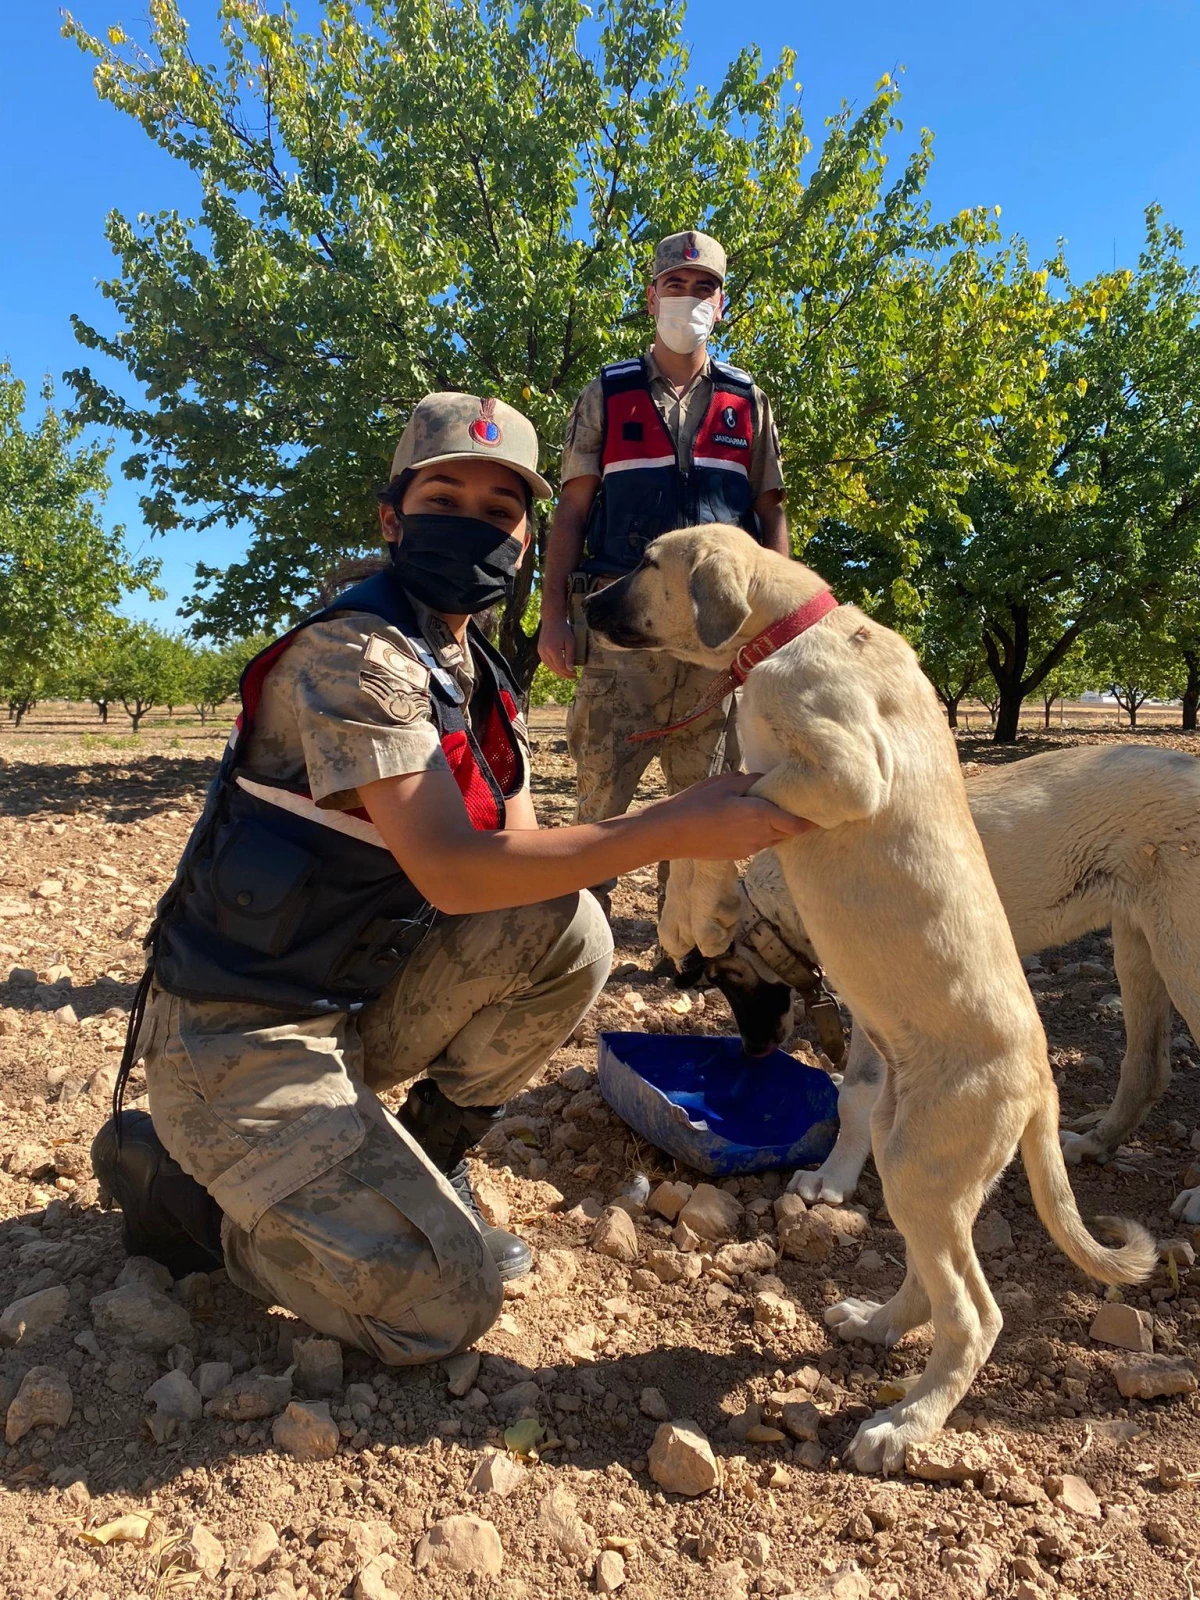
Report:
726,747,1200,1219
583,524,1154,1473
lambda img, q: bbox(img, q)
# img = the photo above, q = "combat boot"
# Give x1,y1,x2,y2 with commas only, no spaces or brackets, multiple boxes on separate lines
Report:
91,1110,224,1277
397,1079,532,1280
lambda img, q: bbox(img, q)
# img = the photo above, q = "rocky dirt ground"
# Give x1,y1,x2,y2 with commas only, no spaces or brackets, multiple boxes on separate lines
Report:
0,706,1198,1600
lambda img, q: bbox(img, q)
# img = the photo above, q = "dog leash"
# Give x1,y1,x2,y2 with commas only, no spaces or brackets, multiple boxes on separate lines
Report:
628,588,839,743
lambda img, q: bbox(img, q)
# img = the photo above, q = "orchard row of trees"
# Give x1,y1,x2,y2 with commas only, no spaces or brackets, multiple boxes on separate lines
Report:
0,362,263,731
9,0,1195,743
4,622,265,732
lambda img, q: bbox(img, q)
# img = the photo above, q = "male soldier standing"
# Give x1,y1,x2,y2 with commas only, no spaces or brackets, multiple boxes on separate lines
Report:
537,229,789,917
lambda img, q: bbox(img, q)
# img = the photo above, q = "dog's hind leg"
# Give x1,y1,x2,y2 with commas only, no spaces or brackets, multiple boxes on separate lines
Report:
791,1020,883,1203
1061,910,1172,1165
836,1084,1013,1473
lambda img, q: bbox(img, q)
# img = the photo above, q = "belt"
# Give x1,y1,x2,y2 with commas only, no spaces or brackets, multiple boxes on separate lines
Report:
738,879,846,1066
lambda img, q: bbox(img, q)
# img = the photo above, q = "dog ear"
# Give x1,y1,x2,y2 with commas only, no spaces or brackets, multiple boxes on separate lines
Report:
688,553,751,649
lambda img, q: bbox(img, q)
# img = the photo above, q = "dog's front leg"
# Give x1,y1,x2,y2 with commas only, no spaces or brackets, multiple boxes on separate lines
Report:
687,858,743,958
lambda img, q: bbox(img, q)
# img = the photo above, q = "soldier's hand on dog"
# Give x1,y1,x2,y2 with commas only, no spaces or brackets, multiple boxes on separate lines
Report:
652,772,814,859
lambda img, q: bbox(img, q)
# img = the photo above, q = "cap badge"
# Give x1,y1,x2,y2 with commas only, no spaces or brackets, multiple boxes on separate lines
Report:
469,397,503,447
722,405,738,429
685,230,700,261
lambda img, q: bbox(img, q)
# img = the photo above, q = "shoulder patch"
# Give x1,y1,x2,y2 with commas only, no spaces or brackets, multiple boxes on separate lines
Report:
361,632,430,687
359,633,433,726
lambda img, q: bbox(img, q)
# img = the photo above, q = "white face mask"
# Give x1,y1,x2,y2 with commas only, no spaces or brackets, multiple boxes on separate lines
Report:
654,294,717,355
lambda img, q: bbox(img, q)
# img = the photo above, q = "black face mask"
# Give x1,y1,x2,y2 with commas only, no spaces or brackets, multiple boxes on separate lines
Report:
390,514,524,614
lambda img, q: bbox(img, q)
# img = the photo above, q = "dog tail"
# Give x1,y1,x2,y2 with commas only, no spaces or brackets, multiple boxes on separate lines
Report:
1020,1097,1157,1286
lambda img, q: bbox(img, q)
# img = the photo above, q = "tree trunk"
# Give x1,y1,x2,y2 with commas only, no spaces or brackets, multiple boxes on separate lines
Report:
944,696,960,729
1128,702,1138,729
132,708,143,733
99,699,108,724
1183,650,1199,731
1043,697,1054,730
994,680,1024,742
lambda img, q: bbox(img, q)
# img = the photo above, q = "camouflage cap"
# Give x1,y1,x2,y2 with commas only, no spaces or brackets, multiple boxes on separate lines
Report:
652,229,726,283
390,393,552,499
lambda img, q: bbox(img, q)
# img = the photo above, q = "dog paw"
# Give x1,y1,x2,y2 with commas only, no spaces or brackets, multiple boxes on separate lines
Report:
842,1405,928,1475
825,1297,886,1343
695,917,738,959
1170,1186,1200,1226
1059,1128,1113,1166
788,1161,855,1205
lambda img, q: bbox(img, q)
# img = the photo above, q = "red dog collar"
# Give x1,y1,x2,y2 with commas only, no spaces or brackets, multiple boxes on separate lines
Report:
628,588,839,742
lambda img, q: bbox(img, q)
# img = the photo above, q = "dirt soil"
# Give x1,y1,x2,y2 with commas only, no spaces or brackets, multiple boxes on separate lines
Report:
0,706,1198,1600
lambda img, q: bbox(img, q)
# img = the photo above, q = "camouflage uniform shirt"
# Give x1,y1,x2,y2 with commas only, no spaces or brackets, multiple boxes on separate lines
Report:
244,592,530,811
560,347,784,497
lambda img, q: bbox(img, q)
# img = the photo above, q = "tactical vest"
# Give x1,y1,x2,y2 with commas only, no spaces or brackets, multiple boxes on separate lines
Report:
150,570,525,1014
583,356,762,575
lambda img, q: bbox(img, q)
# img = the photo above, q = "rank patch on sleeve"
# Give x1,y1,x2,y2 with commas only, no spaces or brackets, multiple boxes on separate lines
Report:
359,634,433,726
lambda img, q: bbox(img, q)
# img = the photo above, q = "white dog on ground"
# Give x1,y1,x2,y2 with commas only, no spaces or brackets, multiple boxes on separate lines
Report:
583,524,1154,1472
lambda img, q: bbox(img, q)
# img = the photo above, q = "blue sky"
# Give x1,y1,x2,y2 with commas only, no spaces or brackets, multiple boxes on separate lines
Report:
3,0,1199,628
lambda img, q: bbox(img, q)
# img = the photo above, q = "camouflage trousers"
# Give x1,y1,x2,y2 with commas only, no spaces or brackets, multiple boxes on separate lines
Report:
566,636,740,894
141,891,612,1365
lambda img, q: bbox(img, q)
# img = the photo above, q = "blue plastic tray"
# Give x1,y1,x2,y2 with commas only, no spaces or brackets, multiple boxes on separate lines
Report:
596,1031,840,1177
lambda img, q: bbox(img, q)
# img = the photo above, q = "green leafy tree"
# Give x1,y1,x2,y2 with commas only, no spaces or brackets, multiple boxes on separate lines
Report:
188,634,268,721
812,210,1200,742
0,363,160,726
1036,639,1091,730
106,620,191,732
1086,614,1183,730
66,0,1076,689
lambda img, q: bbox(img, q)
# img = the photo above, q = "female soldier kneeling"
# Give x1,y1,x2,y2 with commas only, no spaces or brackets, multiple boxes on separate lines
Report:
92,393,806,1365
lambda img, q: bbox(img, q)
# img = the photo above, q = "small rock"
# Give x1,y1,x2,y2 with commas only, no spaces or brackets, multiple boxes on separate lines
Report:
591,1206,638,1263
904,1434,994,1483
671,1219,702,1251
0,1284,70,1346
974,1211,1014,1254
1160,1238,1196,1268
90,1284,195,1353
713,1239,777,1276
678,1183,742,1241
1045,1473,1101,1520
1145,1515,1182,1548
273,1399,340,1461
537,1484,593,1558
293,1336,343,1397
1089,1301,1153,1353
354,1553,405,1600
474,1179,510,1229
855,1249,885,1273
194,1361,233,1400
343,1522,396,1565
4,1364,72,1444
241,1522,280,1571
647,1180,692,1222
35,879,63,899
742,1531,772,1568
753,1291,797,1330
414,1514,504,1576
777,1207,836,1263
345,1381,377,1411
781,1568,869,1600
469,1447,526,1497
493,1378,541,1415
596,1548,626,1593
1158,1458,1192,1490
73,1329,102,1360
781,1400,823,1443
184,1523,225,1578
115,1256,173,1292
647,1419,719,1495
7,1143,55,1180
444,1350,481,1397
145,1368,203,1422
1112,1354,1198,1399
205,1370,292,1420
640,1386,670,1421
